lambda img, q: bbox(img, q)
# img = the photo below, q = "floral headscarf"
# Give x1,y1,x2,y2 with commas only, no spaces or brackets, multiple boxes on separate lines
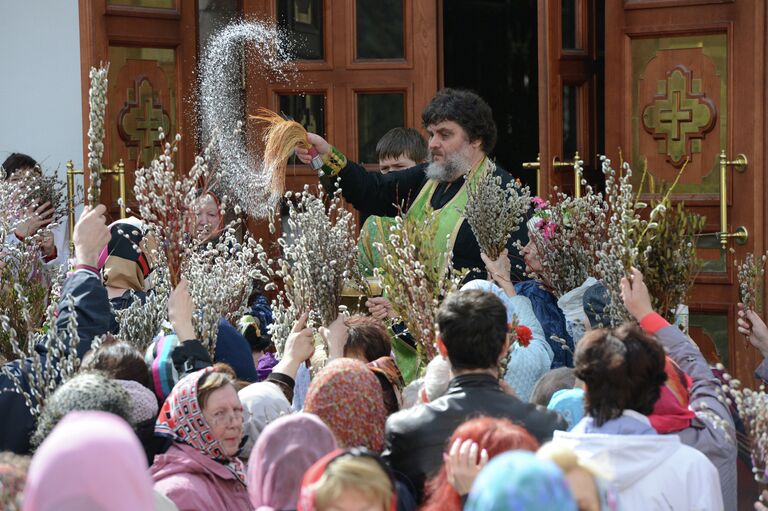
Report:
155,367,246,484
304,358,387,452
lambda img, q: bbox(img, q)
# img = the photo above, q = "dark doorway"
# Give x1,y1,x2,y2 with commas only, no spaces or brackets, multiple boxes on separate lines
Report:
442,0,539,192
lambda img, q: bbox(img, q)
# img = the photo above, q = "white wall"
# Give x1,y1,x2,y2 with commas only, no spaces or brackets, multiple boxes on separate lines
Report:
0,0,83,179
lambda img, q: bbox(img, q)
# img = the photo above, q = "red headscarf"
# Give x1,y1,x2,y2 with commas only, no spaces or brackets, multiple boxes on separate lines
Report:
155,367,247,484
649,356,695,433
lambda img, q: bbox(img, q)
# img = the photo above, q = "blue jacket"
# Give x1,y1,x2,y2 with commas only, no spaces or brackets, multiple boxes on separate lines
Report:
514,280,574,368
0,269,110,454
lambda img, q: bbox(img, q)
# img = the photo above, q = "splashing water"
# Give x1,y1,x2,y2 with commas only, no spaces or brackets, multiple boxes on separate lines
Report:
199,20,297,218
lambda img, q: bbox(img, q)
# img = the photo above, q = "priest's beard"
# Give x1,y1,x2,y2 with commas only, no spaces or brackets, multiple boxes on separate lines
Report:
425,152,470,183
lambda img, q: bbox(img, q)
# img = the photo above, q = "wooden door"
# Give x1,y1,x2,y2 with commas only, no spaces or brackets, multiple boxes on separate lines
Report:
605,1,765,388
78,0,200,221
243,0,438,239
605,5,765,507
535,0,603,195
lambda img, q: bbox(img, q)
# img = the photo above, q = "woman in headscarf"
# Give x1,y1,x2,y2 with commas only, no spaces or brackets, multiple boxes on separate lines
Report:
303,358,387,452
422,417,540,511
464,450,577,511
22,411,158,511
97,217,153,332
248,413,337,511
194,191,224,245
238,379,292,459
298,449,397,511
151,364,251,511
323,314,405,414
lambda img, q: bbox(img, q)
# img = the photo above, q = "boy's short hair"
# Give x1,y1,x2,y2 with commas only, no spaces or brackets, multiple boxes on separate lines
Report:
2,153,38,179
375,127,427,163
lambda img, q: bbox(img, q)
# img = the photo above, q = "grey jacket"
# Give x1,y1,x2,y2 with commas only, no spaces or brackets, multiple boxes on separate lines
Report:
652,320,736,510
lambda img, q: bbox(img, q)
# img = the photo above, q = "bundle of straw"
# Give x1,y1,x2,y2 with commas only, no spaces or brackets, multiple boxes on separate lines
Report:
251,108,312,202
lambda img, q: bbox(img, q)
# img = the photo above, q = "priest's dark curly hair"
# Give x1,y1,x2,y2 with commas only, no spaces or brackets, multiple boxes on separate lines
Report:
421,88,497,154
575,324,667,426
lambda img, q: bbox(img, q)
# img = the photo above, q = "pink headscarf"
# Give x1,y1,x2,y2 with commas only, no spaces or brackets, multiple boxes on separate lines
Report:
248,413,337,511
22,411,154,511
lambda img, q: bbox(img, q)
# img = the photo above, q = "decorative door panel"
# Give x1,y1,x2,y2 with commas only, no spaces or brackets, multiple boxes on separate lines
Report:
79,0,199,221
631,35,725,200
606,0,766,439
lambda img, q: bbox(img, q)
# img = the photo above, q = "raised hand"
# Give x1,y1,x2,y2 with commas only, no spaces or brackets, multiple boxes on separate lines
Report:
15,201,55,239
738,303,768,357
73,205,110,267
620,267,654,321
444,438,489,496
168,279,195,342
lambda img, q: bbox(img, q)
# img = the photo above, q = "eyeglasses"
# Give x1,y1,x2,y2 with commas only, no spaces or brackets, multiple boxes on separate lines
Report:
205,407,249,427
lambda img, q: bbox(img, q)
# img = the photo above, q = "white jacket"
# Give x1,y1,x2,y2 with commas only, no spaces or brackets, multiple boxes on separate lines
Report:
553,427,723,510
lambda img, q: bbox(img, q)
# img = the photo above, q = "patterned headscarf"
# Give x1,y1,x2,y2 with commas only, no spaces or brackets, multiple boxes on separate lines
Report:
304,358,387,452
248,413,337,511
465,451,578,511
155,367,246,484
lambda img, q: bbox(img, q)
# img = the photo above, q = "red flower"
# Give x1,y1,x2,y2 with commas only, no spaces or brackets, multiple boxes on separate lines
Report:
515,325,532,347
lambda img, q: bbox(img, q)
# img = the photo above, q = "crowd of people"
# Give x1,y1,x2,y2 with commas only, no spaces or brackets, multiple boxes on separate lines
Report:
0,87,763,510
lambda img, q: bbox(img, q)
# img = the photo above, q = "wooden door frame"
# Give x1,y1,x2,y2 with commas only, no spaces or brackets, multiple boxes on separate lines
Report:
78,0,198,188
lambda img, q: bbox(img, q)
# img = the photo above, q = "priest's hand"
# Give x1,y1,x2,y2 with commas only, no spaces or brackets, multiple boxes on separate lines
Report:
73,204,110,268
169,279,196,342
738,304,768,357
295,133,331,164
621,267,654,321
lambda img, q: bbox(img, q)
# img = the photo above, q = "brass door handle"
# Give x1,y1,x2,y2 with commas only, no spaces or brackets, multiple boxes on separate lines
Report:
553,151,582,197
522,153,541,193
101,159,127,219
66,159,127,254
719,150,748,249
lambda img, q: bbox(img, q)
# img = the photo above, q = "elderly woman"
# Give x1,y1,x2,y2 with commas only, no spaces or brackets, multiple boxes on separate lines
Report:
151,364,251,511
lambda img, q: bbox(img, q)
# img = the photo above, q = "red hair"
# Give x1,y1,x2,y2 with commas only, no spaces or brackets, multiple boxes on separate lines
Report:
422,417,539,511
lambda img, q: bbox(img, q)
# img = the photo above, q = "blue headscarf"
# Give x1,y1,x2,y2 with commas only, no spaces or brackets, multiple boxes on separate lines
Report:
547,388,586,430
465,451,577,511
